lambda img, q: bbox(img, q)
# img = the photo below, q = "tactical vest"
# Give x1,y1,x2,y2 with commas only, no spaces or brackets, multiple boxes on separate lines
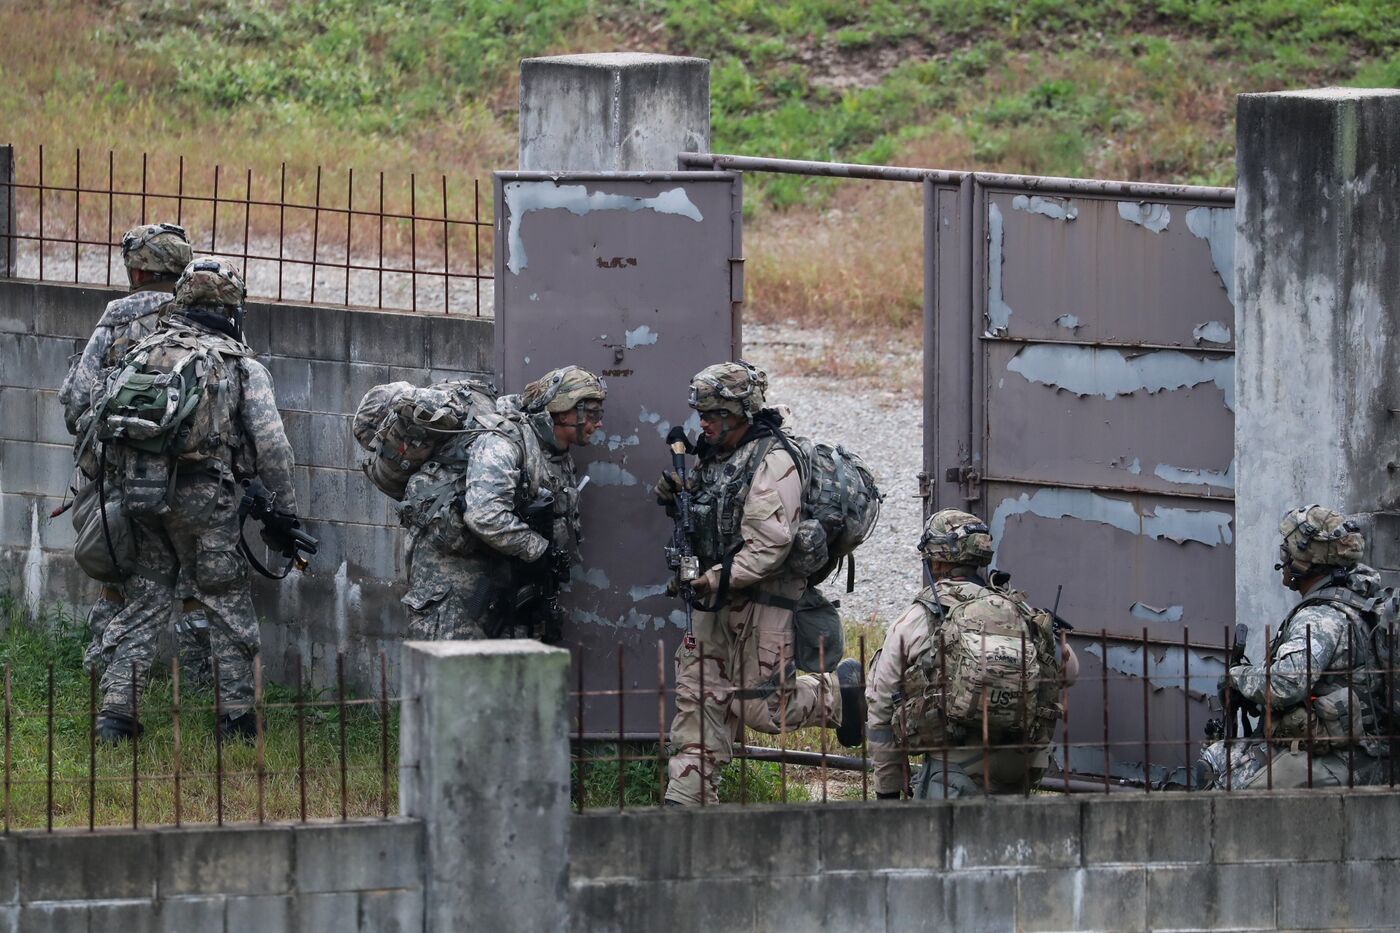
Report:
1264,579,1382,752
687,434,778,569
891,579,1062,753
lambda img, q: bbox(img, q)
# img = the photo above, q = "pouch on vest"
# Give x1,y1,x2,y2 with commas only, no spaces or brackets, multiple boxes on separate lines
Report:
793,586,843,673
72,482,134,584
936,592,1041,739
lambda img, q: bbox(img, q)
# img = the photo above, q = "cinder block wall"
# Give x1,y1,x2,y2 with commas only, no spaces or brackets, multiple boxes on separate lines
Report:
570,790,1400,932
0,819,423,930
0,278,493,691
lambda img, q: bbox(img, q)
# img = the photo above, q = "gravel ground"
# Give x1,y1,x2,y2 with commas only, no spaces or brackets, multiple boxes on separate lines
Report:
744,322,924,628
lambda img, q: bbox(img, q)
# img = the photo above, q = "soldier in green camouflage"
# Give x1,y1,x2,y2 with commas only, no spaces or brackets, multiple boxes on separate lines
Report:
58,223,212,685
398,365,605,641
1197,505,1387,789
865,509,1076,798
90,258,300,743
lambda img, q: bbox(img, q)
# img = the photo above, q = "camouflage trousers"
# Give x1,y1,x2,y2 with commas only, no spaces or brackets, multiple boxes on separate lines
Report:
84,584,213,691
666,591,842,806
97,478,258,719
911,741,1053,798
402,540,502,640
1196,739,1387,790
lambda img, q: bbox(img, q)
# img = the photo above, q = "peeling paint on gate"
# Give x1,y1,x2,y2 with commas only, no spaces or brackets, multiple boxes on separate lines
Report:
585,462,639,487
1012,194,1078,221
624,325,659,348
1153,461,1235,489
1192,321,1232,344
1082,641,1224,696
1130,602,1185,623
987,202,1014,334
1185,207,1236,307
1006,344,1235,411
1117,201,1172,233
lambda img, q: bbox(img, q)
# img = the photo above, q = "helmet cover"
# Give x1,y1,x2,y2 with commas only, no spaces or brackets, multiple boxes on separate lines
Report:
121,222,193,276
688,360,767,419
522,365,607,414
919,509,994,566
1277,504,1364,576
173,257,247,311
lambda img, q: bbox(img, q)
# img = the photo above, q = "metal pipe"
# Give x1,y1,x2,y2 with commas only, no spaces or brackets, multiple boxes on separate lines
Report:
978,472,1234,504
679,151,956,184
982,332,1234,355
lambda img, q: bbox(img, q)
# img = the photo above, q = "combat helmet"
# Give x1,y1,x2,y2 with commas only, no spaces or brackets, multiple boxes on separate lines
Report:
688,360,767,419
918,509,994,566
121,223,193,277
173,258,247,313
522,365,607,414
1276,504,1364,580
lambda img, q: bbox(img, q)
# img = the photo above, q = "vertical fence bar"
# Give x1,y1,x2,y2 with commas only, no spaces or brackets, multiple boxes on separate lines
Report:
38,145,45,280
337,651,347,821
859,634,869,802
1182,626,1191,791
176,155,185,227
1305,624,1314,789
88,666,97,830
3,666,10,832
737,630,748,805
105,151,114,285
242,168,252,282
938,633,949,798
1346,624,1356,789
699,639,708,807
1389,623,1397,786
73,148,80,281
129,663,138,829
1061,631,1071,794
473,179,481,316
1020,629,1030,796
377,172,385,309
1142,627,1150,793
776,647,786,804
819,636,828,805
1264,624,1273,790
345,168,354,306
214,657,224,826
172,657,181,828
1223,626,1233,791
1101,629,1110,792
140,151,147,224
255,656,265,825
380,651,389,819
981,633,991,794
409,173,418,311
656,640,667,805
310,166,322,305
46,663,54,832
617,648,626,811
210,164,220,253
296,654,307,822
277,163,286,302
441,175,450,313
575,651,585,813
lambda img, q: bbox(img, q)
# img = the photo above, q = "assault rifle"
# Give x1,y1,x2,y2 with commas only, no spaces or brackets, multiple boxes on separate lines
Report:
238,478,318,579
663,426,700,650
1205,623,1257,741
507,489,567,644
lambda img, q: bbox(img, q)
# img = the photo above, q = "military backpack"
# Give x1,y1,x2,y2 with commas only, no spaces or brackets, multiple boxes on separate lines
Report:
354,379,498,501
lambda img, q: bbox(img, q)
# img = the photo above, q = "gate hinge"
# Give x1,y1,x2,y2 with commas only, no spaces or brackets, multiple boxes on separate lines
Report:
944,466,981,502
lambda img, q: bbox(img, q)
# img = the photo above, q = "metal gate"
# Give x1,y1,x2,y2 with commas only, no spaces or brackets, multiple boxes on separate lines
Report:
494,172,742,734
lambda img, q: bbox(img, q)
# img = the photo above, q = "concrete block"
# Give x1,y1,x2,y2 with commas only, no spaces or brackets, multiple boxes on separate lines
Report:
1146,863,1278,932
356,889,424,933
293,820,423,893
240,300,273,354
1276,860,1400,930
0,839,17,906
156,895,225,933
888,871,1020,933
426,315,493,373
748,875,827,933
349,311,427,368
88,901,158,933
948,797,1081,868
157,825,293,896
307,359,392,416
0,334,80,391
1082,793,1211,864
1343,790,1400,860
1213,792,1343,862
0,280,35,335
0,906,15,933
281,410,357,470
18,903,88,933
519,54,710,173
224,894,291,931
29,282,119,340
0,443,74,499
1016,867,1146,932
686,807,821,880
266,302,350,361
305,466,384,526
820,802,947,873
386,366,431,387
19,831,157,901
296,891,357,933
0,389,69,446
265,356,312,410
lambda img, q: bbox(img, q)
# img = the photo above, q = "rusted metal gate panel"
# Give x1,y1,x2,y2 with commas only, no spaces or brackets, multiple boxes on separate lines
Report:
931,178,1237,785
494,172,742,734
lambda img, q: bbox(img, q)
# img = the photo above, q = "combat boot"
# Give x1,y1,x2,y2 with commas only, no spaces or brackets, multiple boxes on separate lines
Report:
218,712,257,743
835,658,866,749
95,712,142,745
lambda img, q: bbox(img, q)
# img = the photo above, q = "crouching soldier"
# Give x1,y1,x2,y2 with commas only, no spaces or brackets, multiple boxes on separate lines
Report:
86,258,302,742
1196,505,1387,789
866,510,1076,798
396,366,605,642
657,361,861,807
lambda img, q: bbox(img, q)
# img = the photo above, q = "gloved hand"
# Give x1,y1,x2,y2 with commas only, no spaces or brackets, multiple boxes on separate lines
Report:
654,470,691,508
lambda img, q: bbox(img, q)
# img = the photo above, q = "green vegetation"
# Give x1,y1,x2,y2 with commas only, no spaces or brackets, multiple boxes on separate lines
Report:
0,592,395,829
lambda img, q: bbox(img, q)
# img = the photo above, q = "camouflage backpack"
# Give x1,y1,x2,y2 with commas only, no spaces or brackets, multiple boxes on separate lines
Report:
353,379,498,501
894,581,1058,749
88,325,251,516
776,435,883,591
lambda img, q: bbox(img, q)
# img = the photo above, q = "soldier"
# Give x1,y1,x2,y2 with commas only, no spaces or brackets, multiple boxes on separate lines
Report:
398,365,605,642
655,361,861,807
1196,505,1387,789
865,509,1076,798
59,223,210,677
89,258,300,742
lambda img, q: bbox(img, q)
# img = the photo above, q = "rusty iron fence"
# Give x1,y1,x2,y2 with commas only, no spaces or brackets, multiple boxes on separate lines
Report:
0,144,492,315
1,649,401,832
569,624,1399,809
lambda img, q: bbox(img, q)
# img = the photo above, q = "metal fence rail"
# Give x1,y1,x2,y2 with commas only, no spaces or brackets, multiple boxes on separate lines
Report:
569,624,1399,809
2,649,403,832
0,144,492,315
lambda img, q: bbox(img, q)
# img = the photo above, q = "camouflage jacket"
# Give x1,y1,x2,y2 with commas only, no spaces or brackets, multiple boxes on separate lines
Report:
59,283,173,433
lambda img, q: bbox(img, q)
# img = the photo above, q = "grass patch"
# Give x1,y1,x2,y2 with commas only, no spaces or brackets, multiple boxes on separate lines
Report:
0,592,396,829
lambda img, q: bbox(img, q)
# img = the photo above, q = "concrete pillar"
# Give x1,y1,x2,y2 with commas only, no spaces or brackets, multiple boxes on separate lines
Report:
519,52,710,172
399,640,572,933
1235,88,1400,633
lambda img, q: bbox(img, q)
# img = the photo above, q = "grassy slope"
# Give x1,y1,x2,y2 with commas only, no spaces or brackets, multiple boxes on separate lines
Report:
3,0,1398,330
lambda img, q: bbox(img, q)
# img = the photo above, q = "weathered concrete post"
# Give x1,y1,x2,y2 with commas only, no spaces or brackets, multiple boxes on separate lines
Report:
1236,89,1400,633
400,640,572,932
519,52,710,172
